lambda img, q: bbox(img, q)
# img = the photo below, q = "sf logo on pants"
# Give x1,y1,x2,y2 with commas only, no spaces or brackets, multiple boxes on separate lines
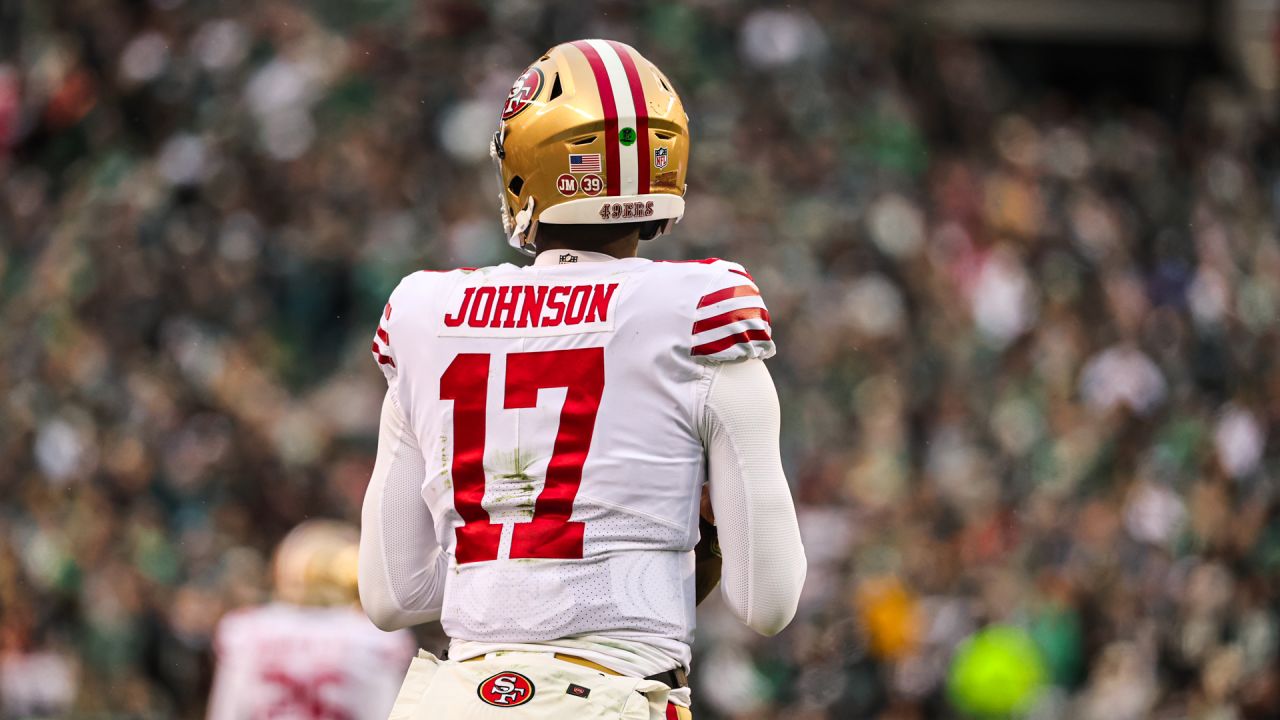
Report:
478,672,535,707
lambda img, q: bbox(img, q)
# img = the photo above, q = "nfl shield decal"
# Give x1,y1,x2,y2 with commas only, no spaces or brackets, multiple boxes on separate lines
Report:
478,671,535,708
654,146,669,170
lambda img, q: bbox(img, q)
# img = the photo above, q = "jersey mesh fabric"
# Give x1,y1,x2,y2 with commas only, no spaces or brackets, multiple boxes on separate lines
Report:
700,358,806,634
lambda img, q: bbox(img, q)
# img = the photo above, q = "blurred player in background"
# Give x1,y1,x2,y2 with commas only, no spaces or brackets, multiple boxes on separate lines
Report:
358,40,806,719
208,520,414,720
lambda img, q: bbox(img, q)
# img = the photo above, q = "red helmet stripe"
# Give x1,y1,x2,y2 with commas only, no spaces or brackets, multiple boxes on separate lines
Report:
571,41,620,196
606,41,650,195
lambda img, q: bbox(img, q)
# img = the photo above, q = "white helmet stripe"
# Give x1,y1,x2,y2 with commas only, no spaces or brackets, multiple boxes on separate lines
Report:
586,39,639,197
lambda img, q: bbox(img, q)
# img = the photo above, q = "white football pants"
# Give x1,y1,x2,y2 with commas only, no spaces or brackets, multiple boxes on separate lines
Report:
388,651,692,720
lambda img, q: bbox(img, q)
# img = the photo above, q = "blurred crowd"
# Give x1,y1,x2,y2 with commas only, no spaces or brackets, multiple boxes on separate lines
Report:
3,1,1280,718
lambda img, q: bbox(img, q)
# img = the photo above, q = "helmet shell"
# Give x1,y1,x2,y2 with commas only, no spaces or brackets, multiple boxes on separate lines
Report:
273,520,360,607
493,40,690,253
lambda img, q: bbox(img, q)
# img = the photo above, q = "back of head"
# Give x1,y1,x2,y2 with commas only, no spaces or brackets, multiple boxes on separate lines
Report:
272,519,360,607
491,40,691,255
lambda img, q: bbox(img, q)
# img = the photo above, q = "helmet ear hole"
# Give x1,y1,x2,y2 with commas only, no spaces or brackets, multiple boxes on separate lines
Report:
507,176,524,196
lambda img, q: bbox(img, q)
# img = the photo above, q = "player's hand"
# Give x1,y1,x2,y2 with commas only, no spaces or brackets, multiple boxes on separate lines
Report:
694,514,722,604
700,483,715,525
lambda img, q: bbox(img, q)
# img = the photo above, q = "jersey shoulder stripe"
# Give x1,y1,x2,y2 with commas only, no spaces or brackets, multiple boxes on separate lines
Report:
693,328,773,357
371,302,396,372
679,259,776,364
370,270,454,385
697,284,760,308
692,306,771,335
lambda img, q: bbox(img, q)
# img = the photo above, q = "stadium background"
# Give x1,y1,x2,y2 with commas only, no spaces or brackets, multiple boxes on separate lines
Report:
3,0,1280,717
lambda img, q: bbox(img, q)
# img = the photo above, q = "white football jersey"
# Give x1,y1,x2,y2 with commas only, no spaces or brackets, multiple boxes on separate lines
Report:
370,251,774,669
207,604,415,720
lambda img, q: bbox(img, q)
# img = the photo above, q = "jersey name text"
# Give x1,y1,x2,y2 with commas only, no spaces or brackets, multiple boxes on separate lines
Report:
440,281,622,337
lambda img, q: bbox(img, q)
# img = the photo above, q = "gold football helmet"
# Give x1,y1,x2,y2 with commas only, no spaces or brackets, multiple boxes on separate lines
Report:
272,519,360,607
491,40,690,254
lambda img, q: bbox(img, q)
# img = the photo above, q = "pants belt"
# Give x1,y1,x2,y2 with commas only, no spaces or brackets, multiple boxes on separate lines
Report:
462,653,688,688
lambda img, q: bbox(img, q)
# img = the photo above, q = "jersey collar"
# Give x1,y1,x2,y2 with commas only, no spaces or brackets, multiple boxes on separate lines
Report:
533,249,622,266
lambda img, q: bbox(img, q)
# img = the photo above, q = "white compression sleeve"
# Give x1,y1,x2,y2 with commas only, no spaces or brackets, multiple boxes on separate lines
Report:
358,390,448,630
700,359,807,635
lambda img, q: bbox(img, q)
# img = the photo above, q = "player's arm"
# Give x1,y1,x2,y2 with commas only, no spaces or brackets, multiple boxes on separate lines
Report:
205,664,234,720
688,261,805,632
359,295,447,630
206,617,250,720
700,358,806,634
358,390,448,630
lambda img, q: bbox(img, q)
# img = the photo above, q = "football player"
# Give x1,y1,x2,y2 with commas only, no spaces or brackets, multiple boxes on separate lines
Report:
208,520,415,720
360,40,806,719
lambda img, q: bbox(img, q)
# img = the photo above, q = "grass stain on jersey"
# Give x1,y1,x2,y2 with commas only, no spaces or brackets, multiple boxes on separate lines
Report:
439,436,451,489
490,448,535,482
487,449,539,518
512,483,536,518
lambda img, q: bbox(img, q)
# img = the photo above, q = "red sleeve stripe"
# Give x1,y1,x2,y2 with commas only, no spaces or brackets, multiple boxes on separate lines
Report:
376,326,390,344
697,284,760,308
728,268,754,281
371,342,396,367
691,328,773,356
692,306,771,334
384,303,392,320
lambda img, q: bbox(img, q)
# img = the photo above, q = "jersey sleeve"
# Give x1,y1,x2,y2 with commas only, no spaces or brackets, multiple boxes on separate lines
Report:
372,272,430,392
207,612,251,720
371,300,398,386
690,261,776,364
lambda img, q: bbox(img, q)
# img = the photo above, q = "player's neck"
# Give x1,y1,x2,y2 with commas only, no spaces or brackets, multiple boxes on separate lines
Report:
535,224,641,259
537,237,639,260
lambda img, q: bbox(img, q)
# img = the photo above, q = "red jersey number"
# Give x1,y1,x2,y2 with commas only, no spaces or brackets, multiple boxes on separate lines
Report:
440,348,604,564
